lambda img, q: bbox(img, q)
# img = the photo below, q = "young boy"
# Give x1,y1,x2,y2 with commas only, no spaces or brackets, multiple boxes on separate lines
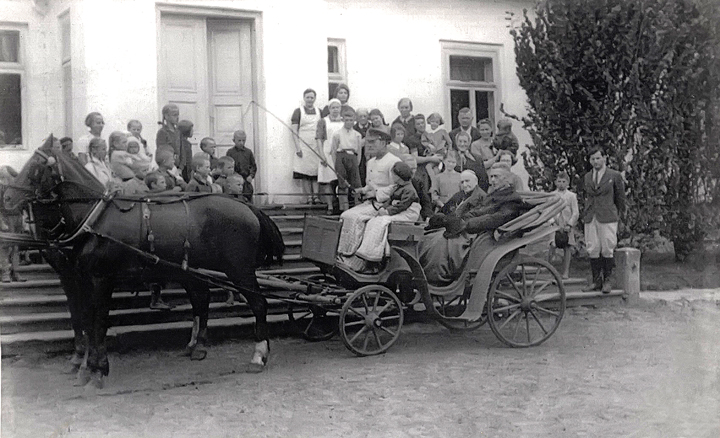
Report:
185,156,222,193
492,118,519,158
156,149,187,191
226,130,256,202
145,171,169,193
194,137,219,171
431,151,461,210
549,170,579,279
59,137,74,155
331,109,362,211
214,156,245,196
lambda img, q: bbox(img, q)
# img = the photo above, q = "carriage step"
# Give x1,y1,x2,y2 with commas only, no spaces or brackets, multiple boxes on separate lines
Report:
0,313,293,357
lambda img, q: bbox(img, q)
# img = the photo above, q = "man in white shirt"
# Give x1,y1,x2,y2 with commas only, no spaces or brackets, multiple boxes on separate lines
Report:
337,127,401,256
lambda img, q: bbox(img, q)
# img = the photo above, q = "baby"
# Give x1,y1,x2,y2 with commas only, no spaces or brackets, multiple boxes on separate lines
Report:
126,136,153,175
127,119,153,163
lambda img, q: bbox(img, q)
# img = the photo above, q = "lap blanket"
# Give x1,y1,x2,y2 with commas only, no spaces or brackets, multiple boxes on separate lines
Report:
419,229,494,285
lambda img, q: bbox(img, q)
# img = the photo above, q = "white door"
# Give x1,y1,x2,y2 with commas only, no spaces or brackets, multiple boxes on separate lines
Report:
159,15,255,158
159,15,209,150
207,19,254,155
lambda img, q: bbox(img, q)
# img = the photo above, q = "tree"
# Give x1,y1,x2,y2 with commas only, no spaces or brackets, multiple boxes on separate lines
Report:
510,0,720,260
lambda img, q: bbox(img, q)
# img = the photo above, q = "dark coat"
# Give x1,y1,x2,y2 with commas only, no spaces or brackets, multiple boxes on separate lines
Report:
381,180,419,216
411,177,433,220
461,186,524,234
583,167,626,223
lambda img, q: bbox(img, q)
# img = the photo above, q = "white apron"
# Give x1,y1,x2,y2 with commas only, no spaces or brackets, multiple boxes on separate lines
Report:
293,106,321,177
317,116,343,183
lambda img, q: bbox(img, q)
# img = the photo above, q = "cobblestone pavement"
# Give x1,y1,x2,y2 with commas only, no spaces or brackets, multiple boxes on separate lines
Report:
2,299,719,438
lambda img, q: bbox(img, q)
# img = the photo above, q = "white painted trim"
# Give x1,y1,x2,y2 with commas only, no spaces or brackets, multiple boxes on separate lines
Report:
0,23,28,150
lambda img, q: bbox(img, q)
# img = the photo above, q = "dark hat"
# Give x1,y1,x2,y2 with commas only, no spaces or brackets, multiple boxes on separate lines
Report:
426,213,447,231
392,161,413,181
366,126,391,141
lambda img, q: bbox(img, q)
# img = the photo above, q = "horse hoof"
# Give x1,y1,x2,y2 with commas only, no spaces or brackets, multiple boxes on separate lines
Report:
74,368,91,387
190,348,207,361
87,372,104,390
246,362,265,374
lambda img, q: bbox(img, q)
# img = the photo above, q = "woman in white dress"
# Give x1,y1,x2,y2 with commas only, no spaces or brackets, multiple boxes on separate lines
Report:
291,88,321,204
315,99,344,213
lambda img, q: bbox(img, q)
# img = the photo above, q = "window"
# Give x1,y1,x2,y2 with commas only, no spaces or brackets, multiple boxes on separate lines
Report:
60,13,72,138
442,42,501,130
327,38,346,99
0,27,25,149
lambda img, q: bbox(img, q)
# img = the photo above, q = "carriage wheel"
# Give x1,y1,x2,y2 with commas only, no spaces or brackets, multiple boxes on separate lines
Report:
339,285,404,357
287,303,338,342
487,256,566,348
432,293,486,332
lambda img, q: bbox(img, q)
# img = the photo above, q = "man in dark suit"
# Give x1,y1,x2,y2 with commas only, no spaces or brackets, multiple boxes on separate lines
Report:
449,107,481,149
583,146,626,293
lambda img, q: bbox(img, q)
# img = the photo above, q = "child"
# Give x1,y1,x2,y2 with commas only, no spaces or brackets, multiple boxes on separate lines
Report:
470,118,496,168
352,161,420,269
185,156,222,193
0,166,24,283
430,150,461,210
145,171,168,193
127,119,153,164
214,156,245,196
492,118,519,158
126,136,153,175
194,137,219,173
226,129,256,203
425,113,452,154
155,148,186,191
156,104,180,169
549,170,579,279
331,108,362,211
59,137,74,155
177,120,194,182
387,124,410,158
496,148,524,191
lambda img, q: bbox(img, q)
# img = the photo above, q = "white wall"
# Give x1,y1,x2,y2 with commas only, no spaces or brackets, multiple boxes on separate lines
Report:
2,0,534,196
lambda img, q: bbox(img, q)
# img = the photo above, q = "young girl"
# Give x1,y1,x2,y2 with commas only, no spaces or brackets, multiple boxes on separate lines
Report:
387,124,410,158
126,136,153,175
156,103,180,168
425,113,452,154
75,112,105,165
85,138,115,189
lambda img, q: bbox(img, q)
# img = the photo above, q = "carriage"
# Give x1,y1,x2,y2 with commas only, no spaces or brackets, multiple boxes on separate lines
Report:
276,191,568,356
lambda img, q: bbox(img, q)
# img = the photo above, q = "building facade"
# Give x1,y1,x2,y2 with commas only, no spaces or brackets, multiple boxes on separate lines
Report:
0,0,533,201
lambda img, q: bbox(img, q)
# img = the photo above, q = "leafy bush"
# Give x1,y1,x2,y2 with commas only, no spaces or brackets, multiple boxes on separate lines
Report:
509,0,720,260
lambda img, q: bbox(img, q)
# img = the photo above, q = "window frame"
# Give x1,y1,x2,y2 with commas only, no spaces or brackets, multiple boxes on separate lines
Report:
441,41,502,130
59,11,72,138
0,23,28,150
327,38,346,99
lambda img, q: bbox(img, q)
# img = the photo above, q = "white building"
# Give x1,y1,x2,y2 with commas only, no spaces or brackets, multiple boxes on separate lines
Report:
1,0,532,201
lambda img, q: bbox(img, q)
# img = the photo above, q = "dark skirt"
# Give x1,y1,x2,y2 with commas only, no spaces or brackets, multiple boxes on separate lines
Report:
293,172,318,181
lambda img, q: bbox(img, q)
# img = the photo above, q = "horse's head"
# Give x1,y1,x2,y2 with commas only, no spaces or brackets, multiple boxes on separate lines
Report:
3,149,61,213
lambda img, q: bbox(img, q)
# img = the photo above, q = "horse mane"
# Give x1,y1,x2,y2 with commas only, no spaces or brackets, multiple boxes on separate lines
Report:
243,202,285,266
53,151,105,195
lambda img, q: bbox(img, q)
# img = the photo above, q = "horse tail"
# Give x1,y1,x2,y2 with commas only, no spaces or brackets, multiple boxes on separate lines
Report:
244,202,285,266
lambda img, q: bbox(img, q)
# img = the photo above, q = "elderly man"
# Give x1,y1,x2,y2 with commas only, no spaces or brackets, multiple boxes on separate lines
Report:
419,164,526,285
439,170,482,215
337,127,419,259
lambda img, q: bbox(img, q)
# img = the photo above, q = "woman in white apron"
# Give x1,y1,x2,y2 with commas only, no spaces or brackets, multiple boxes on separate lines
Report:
291,88,321,204
316,99,344,214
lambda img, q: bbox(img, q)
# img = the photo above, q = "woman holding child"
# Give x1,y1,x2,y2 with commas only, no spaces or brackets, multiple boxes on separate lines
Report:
291,88,321,204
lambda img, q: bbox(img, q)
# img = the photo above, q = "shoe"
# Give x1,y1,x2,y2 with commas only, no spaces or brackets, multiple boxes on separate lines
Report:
583,258,603,292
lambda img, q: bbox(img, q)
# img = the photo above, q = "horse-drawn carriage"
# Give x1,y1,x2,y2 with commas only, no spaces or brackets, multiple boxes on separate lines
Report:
2,145,567,388
280,192,568,356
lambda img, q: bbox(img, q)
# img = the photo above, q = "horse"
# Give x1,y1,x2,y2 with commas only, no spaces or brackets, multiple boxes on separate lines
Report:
3,145,285,389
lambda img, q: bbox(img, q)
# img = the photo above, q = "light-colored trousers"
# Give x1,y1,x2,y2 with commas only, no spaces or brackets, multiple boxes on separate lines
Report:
584,217,617,258
338,201,421,261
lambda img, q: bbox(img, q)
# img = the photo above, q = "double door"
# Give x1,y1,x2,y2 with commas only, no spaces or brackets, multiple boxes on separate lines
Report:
159,15,255,155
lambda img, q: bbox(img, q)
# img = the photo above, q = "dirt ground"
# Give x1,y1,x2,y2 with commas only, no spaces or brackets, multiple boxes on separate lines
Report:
2,299,719,438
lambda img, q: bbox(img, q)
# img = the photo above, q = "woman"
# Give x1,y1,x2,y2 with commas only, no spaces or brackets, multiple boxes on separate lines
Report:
84,137,114,189
316,99,344,213
470,118,497,169
321,83,353,118
75,112,105,165
369,109,388,130
291,88,321,203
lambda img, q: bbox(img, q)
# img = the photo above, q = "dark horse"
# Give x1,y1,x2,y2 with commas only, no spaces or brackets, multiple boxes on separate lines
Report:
3,143,284,388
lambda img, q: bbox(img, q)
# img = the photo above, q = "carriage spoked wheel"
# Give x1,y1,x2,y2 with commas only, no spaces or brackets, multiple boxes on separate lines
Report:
432,292,486,332
287,303,338,341
487,256,566,348
339,285,404,357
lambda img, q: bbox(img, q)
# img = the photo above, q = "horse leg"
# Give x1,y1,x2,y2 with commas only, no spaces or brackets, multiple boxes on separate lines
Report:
183,279,209,361
229,273,269,373
81,276,114,389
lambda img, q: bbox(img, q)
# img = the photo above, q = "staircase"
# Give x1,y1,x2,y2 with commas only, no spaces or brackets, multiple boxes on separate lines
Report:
0,205,625,356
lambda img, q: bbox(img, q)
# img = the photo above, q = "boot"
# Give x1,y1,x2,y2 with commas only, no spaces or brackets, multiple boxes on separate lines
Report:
583,258,603,292
601,257,614,294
